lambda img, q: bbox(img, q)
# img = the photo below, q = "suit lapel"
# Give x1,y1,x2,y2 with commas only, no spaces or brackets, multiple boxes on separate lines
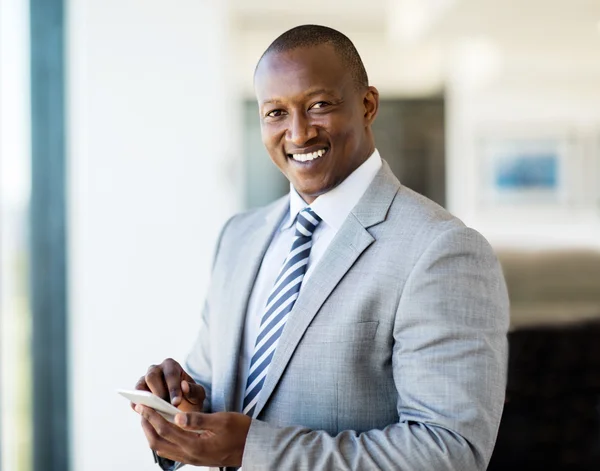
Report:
218,197,289,412
253,161,401,417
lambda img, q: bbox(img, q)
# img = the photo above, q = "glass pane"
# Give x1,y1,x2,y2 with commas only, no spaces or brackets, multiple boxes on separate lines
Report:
0,0,33,470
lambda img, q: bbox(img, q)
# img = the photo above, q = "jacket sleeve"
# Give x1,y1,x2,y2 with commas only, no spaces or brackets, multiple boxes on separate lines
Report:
183,215,235,413
241,226,510,470
153,217,236,471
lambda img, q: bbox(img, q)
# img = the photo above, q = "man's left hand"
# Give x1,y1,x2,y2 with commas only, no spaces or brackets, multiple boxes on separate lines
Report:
135,405,251,467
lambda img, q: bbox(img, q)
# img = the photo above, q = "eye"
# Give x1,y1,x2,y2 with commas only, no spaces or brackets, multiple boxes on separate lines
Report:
310,101,330,110
266,109,286,118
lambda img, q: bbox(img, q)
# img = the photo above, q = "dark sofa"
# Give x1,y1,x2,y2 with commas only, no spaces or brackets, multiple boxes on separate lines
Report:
488,250,600,471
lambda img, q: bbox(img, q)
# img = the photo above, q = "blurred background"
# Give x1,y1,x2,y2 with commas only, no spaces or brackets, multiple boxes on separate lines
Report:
1,0,600,470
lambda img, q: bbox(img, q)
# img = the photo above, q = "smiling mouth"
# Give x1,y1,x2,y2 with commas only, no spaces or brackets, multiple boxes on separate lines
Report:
287,147,329,163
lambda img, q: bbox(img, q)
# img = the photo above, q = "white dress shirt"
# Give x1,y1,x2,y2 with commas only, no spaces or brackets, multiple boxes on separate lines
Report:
235,149,383,411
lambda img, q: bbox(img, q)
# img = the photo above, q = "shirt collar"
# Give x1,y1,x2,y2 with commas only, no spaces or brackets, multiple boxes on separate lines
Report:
281,148,383,231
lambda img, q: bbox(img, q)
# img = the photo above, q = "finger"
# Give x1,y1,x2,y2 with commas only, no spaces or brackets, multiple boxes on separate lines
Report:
140,416,187,463
145,364,168,401
136,405,188,444
180,369,196,384
131,376,152,411
162,358,185,406
174,411,221,431
135,375,151,391
181,380,205,406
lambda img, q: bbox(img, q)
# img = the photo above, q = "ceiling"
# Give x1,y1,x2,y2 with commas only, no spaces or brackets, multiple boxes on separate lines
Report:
229,0,600,96
231,0,600,48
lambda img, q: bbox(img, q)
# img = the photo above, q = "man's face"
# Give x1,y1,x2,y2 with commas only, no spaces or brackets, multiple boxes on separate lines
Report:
254,44,378,203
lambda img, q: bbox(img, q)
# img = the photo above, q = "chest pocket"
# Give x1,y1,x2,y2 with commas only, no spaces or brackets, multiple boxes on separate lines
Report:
301,321,379,344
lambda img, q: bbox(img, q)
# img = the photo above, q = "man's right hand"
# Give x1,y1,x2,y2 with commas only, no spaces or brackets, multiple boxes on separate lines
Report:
134,358,205,413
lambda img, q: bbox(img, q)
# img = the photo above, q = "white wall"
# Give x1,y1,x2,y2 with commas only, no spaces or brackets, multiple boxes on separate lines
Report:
233,30,445,98
68,1,241,470
446,43,600,249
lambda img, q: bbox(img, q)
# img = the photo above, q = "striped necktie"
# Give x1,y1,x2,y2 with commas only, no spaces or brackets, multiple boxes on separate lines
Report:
242,207,322,417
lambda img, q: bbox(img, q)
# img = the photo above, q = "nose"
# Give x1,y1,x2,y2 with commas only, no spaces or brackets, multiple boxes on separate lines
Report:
287,111,318,146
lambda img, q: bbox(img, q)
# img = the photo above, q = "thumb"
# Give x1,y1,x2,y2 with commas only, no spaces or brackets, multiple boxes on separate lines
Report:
181,380,205,405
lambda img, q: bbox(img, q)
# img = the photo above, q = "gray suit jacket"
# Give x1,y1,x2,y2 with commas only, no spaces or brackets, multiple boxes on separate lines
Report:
185,162,509,470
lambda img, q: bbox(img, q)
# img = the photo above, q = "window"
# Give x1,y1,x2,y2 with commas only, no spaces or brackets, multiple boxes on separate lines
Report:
1,1,69,470
1,0,33,470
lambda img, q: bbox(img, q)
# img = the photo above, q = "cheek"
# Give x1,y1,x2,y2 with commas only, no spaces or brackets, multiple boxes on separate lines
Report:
261,122,285,148
260,129,278,155
261,129,287,172
331,127,360,156
260,124,271,148
325,114,360,145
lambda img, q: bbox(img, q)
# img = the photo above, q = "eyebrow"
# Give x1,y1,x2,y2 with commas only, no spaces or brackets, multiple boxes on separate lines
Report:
305,88,338,98
261,88,340,106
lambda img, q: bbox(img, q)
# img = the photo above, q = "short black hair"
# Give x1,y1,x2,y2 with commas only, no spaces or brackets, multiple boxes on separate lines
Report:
256,25,369,89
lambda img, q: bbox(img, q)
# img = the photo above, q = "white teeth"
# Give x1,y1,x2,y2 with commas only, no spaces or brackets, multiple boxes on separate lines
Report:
291,149,327,162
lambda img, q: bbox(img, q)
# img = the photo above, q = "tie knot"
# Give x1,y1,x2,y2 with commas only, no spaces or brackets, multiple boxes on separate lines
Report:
295,208,321,237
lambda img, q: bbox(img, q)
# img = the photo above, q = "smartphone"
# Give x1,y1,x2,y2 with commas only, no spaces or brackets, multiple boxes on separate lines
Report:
118,389,182,419
118,389,204,434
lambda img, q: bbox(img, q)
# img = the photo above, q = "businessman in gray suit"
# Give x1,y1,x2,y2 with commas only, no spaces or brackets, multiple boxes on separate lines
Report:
133,25,509,470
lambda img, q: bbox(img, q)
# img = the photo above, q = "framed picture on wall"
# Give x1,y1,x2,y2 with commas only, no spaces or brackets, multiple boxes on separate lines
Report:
476,129,583,208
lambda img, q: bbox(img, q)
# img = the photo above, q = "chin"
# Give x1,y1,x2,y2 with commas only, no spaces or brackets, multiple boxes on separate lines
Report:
294,183,333,201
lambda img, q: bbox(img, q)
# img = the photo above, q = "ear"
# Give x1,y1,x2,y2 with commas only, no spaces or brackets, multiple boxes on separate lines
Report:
363,86,379,126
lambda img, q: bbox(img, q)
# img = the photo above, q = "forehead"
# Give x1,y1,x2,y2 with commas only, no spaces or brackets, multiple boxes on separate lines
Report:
254,44,352,103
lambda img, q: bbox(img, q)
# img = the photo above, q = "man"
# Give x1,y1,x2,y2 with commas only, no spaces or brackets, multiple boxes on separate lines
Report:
133,25,509,470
